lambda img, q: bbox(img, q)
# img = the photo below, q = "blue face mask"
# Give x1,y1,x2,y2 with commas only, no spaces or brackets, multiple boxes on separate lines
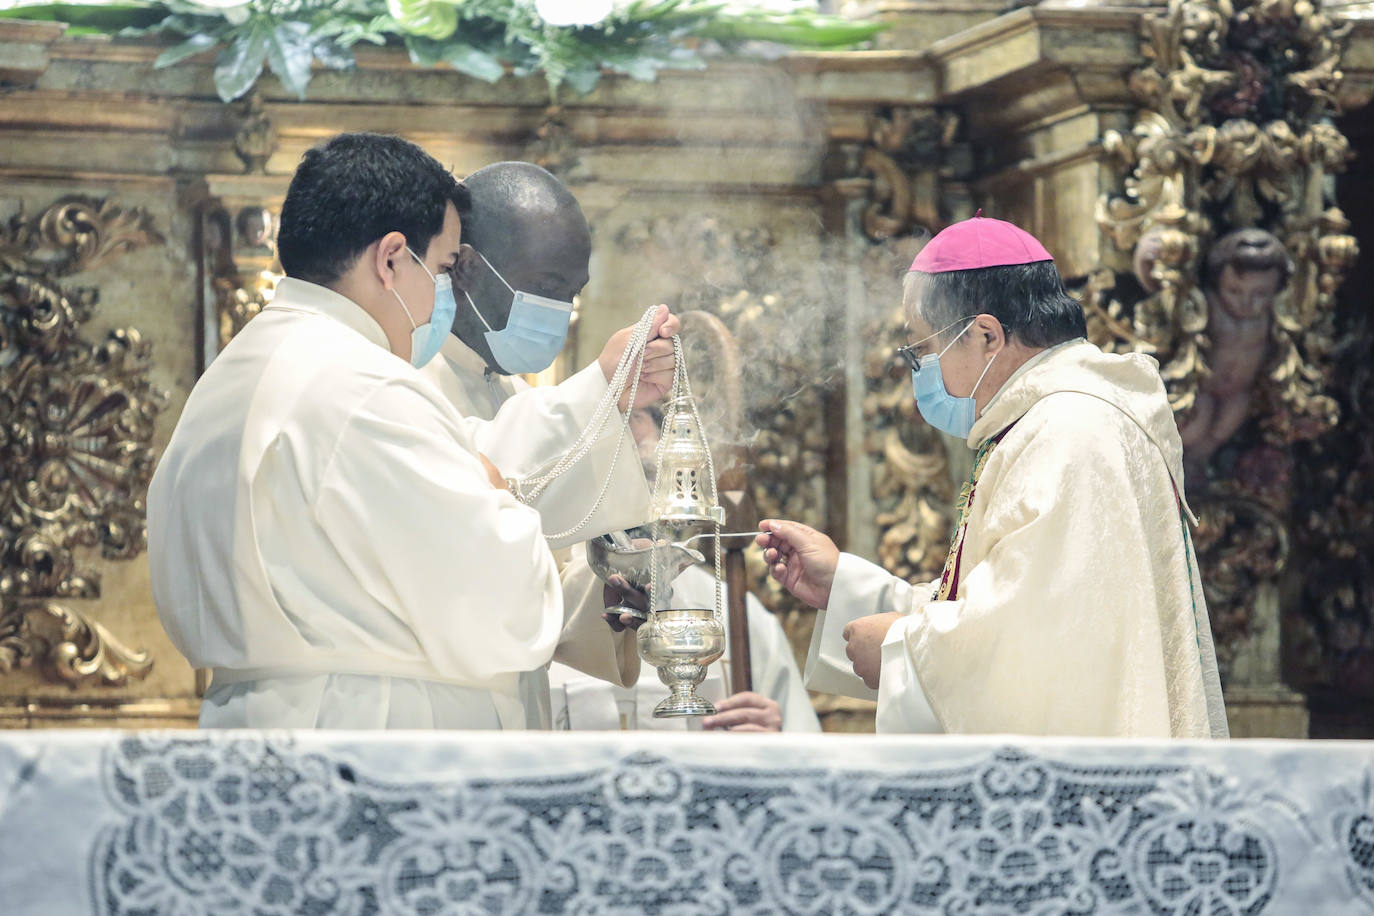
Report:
391,247,456,369
463,250,574,375
910,318,1000,440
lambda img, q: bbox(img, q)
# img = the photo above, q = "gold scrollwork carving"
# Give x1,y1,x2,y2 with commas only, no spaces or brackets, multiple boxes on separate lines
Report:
1094,0,1354,435
832,107,967,244
1090,0,1356,668
217,277,274,348
203,203,282,349
0,600,151,687
0,196,164,687
1192,486,1290,668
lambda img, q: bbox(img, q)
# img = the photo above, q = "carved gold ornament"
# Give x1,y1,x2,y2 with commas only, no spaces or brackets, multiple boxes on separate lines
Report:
200,202,282,351
1093,0,1354,435
1089,0,1356,672
828,107,968,245
217,272,276,349
0,197,165,687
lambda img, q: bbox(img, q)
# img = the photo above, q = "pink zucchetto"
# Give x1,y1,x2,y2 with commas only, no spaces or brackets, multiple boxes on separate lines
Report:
909,211,1054,273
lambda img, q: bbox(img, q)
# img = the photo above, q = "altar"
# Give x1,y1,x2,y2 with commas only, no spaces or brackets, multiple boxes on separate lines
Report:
2,730,1373,914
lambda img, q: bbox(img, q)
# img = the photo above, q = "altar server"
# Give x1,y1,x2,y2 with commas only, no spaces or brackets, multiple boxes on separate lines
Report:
148,133,561,729
757,215,1229,738
421,162,678,728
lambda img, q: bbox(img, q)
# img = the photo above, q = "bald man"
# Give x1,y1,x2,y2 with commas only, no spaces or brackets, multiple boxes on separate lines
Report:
420,162,676,728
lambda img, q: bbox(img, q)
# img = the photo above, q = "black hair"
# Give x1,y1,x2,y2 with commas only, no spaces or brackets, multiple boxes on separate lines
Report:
276,132,469,285
903,260,1087,348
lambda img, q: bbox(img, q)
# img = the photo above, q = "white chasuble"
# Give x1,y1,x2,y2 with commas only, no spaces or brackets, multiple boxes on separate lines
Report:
420,335,650,728
812,340,1229,738
148,278,563,730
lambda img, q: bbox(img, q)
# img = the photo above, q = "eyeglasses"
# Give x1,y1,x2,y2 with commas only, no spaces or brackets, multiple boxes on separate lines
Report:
895,343,923,373
894,316,1012,375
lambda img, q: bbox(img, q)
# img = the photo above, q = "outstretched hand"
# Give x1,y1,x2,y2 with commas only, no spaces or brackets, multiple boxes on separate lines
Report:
702,692,783,732
755,519,840,609
598,305,681,411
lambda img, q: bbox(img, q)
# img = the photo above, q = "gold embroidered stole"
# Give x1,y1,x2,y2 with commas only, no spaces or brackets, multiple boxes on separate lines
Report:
933,424,1015,602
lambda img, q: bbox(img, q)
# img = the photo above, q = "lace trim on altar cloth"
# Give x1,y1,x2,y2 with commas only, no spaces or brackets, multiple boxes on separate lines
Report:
53,735,1374,915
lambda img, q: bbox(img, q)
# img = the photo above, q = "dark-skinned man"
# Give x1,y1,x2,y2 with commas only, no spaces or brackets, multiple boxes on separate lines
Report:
420,161,677,728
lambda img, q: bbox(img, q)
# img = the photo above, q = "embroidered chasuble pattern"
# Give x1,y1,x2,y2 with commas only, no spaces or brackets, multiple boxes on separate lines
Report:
934,425,1014,602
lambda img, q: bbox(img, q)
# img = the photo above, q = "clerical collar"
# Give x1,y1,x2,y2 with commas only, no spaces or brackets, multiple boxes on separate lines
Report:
439,332,504,378
266,278,390,352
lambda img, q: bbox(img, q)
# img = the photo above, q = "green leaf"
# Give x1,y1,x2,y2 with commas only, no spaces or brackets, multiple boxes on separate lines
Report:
642,0,726,23
310,19,350,39
311,38,356,71
313,16,391,48
267,21,314,99
0,2,162,30
154,32,217,69
346,29,388,47
369,13,402,35
608,55,660,82
161,0,251,27
440,43,505,82
697,14,884,49
563,65,600,95
387,0,458,41
120,13,214,40
5,0,890,105
627,0,724,25
405,34,442,67
213,20,271,102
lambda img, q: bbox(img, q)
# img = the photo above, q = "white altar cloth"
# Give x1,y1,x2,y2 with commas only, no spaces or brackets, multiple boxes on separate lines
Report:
2,730,1374,914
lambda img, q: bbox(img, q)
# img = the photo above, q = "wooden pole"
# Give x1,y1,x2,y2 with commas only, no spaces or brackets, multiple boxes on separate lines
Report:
720,482,754,695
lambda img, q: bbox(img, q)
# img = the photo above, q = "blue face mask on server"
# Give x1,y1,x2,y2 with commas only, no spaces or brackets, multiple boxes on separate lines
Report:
900,318,1001,440
391,247,456,369
463,250,574,375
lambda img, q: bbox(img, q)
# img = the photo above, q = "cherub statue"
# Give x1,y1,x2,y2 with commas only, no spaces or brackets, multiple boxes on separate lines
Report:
1177,228,1293,479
